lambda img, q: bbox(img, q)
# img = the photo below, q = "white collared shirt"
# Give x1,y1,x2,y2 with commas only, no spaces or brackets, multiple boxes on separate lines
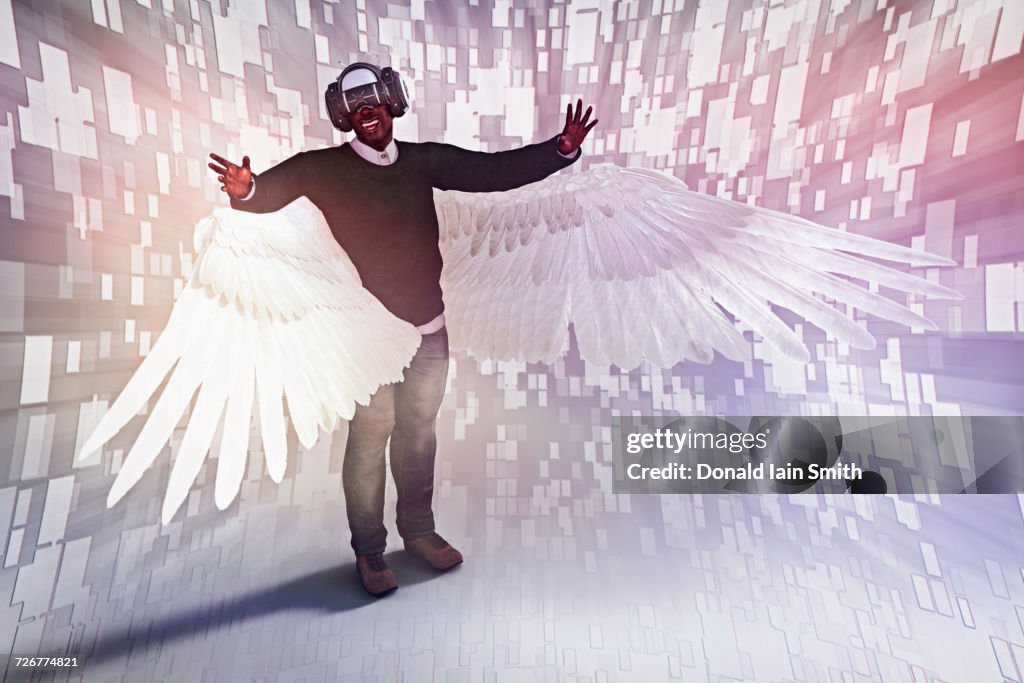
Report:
348,136,399,165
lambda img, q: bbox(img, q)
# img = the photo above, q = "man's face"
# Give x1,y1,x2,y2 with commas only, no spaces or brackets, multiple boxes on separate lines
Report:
348,103,393,151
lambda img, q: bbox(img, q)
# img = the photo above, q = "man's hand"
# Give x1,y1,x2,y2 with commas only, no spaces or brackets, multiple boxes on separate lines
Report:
208,153,253,199
557,99,598,157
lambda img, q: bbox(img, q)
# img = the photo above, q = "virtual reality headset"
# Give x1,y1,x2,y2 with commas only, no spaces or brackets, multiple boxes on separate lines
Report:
325,62,409,132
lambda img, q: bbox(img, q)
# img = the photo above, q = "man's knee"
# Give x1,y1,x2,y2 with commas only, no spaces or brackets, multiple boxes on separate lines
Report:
392,414,437,456
348,414,395,446
347,393,396,445
403,399,444,425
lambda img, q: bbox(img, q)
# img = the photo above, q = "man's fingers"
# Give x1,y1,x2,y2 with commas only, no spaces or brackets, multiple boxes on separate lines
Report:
242,155,250,169
565,103,572,129
208,162,227,175
580,105,592,127
574,99,582,122
209,152,233,166
584,119,598,134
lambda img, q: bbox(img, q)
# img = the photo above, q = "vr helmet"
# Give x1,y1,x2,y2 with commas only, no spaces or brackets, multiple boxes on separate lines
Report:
325,62,409,132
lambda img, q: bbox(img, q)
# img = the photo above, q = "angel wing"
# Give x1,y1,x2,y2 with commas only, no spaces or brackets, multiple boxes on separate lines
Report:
79,197,421,523
435,164,960,368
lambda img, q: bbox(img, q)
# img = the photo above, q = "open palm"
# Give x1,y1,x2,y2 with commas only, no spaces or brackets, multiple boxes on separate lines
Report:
208,153,253,199
557,99,598,156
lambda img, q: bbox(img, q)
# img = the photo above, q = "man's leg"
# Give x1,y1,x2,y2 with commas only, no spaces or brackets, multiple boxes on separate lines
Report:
343,383,398,594
390,328,462,570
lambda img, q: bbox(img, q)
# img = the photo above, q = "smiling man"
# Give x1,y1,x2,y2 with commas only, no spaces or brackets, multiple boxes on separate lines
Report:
208,62,597,596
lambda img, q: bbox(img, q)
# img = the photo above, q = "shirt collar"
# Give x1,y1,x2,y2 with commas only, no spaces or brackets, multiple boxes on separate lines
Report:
348,137,399,165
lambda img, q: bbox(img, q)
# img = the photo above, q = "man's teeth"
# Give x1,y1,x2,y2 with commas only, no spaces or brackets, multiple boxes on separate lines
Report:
361,118,380,130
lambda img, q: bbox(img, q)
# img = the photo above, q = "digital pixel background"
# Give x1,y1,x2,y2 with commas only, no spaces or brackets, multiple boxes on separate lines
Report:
1,0,1024,681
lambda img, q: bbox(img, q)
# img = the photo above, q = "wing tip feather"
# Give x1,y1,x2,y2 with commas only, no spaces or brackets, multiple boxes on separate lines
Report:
214,487,237,511
77,437,102,463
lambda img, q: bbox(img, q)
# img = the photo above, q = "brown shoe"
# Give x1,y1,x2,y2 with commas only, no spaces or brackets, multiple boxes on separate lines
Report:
404,532,463,570
356,553,398,596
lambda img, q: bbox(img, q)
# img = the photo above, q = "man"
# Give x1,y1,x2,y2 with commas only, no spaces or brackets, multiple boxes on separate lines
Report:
208,62,597,596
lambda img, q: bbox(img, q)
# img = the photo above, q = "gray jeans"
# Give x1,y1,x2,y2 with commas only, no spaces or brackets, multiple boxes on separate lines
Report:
342,328,449,554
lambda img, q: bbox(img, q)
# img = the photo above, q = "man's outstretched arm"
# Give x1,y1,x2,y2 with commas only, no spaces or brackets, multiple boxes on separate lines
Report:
429,99,598,192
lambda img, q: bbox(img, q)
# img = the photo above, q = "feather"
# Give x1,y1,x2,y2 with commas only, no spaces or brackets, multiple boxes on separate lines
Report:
78,292,211,459
107,307,228,507
254,321,288,483
86,198,422,521
436,164,957,367
160,339,231,524
215,316,256,511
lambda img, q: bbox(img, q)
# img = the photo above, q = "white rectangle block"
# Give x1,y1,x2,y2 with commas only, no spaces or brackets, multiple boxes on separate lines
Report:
20,336,53,404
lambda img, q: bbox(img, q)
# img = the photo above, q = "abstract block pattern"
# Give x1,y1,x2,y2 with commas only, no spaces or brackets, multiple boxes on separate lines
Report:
0,0,1022,681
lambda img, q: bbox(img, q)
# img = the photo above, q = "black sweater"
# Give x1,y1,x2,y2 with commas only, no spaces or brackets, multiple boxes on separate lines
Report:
231,136,578,325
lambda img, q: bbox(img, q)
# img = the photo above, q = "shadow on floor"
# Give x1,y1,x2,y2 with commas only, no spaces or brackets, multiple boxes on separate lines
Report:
83,550,455,664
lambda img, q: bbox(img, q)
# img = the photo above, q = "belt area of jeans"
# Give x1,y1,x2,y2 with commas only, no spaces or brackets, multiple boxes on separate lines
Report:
415,313,445,335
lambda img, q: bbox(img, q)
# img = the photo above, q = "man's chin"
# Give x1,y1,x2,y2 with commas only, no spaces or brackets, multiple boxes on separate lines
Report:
354,131,390,148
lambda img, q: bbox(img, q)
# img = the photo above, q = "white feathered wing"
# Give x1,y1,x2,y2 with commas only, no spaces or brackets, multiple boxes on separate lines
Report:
435,164,960,368
79,198,421,523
